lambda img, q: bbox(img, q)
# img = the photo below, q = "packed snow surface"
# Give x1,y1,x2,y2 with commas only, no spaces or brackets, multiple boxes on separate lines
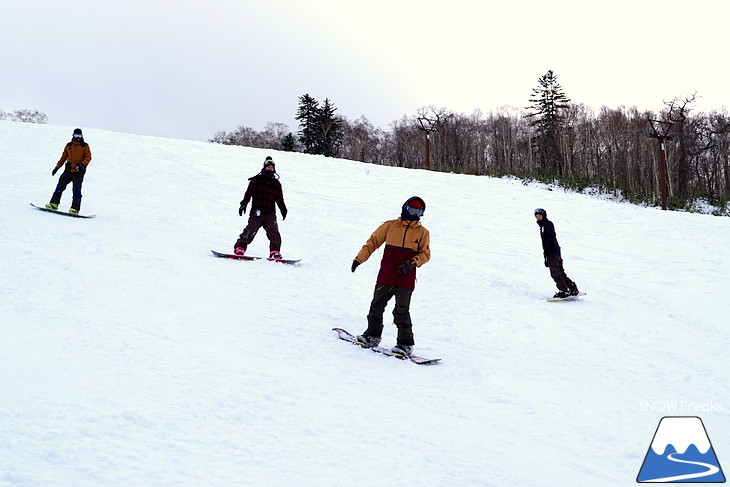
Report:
2,121,729,486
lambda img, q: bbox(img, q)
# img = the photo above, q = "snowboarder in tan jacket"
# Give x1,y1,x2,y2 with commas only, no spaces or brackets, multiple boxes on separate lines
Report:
351,196,430,357
46,128,92,214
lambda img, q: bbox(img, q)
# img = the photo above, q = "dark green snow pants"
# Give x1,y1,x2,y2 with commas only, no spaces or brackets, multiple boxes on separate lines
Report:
363,284,415,346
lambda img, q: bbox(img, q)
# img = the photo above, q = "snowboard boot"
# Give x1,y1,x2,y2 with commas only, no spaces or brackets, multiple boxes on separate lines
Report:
356,334,381,349
69,208,79,215
391,344,413,357
568,282,580,296
553,290,570,299
234,247,246,256
45,203,58,210
269,250,282,260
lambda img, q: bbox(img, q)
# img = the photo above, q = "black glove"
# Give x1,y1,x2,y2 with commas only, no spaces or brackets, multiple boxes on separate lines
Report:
351,260,360,273
239,203,246,216
75,164,85,173
281,208,288,220
544,256,549,267
52,167,59,176
397,259,416,275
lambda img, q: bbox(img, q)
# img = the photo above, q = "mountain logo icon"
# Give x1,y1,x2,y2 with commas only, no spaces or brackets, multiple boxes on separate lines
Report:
637,416,725,483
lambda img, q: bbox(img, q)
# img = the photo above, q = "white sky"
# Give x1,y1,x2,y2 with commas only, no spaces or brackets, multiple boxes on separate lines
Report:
2,0,728,141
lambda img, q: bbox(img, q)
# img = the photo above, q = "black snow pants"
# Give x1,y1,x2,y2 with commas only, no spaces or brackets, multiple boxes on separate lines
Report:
50,170,85,211
363,284,415,346
234,211,282,252
546,253,575,292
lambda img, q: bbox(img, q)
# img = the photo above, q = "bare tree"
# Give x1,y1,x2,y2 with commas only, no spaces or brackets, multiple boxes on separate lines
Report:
339,115,385,164
9,109,48,124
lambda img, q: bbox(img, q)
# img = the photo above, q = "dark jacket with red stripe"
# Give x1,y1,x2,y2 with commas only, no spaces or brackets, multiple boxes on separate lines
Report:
355,218,431,290
241,174,287,217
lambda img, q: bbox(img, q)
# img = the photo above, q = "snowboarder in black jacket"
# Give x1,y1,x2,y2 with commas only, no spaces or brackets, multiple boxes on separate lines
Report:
233,157,287,259
534,208,579,298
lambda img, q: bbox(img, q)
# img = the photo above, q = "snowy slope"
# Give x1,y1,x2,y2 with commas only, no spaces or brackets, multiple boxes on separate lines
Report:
1,120,729,487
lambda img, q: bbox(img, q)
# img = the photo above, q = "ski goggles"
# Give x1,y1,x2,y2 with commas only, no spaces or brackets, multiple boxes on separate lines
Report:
72,134,83,139
405,205,424,217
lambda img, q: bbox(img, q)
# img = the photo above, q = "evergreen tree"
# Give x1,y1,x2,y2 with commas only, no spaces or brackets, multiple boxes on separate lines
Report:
281,132,297,152
314,98,343,157
525,70,571,175
295,94,319,153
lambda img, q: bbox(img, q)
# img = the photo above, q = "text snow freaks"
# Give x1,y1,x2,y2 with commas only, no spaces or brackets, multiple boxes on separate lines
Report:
640,401,724,413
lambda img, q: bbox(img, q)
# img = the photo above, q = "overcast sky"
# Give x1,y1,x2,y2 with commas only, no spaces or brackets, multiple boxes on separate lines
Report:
2,0,728,141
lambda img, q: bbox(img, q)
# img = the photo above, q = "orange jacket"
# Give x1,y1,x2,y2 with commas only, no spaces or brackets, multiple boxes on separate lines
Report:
56,141,92,173
355,218,430,290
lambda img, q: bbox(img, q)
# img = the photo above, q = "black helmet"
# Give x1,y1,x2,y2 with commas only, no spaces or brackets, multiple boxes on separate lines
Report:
534,208,547,218
401,196,426,221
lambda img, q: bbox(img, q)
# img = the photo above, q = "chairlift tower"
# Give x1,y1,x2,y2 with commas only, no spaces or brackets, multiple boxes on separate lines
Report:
645,119,675,210
417,116,440,170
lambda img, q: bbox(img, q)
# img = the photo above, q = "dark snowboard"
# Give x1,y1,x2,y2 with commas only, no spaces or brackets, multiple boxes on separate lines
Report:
332,327,441,365
211,250,301,265
31,203,96,219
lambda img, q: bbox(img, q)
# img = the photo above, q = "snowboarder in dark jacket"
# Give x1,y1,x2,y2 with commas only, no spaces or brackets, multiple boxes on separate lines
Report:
46,128,92,214
534,208,579,298
351,196,431,357
233,157,288,259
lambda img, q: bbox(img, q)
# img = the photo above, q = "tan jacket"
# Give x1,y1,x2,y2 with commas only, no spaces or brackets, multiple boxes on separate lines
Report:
355,218,430,289
56,141,92,173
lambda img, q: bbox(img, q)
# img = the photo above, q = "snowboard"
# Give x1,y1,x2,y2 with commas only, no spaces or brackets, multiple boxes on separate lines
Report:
31,203,96,219
211,250,301,265
332,327,441,365
547,292,586,302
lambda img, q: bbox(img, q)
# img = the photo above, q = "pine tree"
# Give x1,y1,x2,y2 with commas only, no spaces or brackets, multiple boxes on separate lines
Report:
315,98,343,157
525,70,571,175
295,94,319,153
281,133,297,152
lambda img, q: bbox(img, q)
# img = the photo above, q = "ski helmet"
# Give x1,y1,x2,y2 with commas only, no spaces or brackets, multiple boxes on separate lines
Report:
401,196,426,220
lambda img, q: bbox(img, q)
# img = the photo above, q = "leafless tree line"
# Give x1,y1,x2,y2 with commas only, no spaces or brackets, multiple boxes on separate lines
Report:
0,109,48,124
336,101,730,212
209,122,301,151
